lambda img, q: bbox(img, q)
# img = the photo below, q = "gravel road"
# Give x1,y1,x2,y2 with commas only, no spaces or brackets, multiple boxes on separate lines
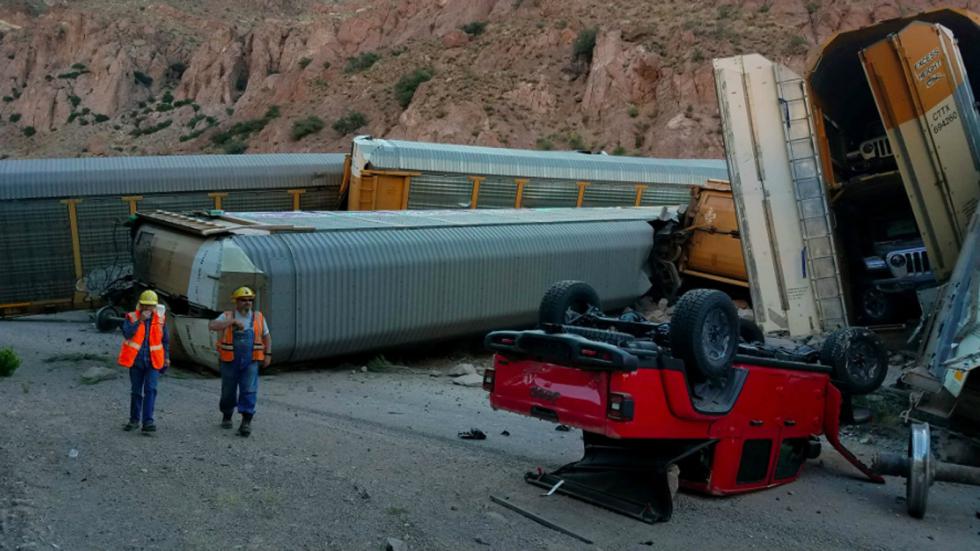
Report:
1,312,978,551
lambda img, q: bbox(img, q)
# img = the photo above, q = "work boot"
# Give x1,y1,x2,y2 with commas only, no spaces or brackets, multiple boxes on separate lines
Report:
237,414,252,438
221,413,233,429
123,421,139,432
141,423,157,435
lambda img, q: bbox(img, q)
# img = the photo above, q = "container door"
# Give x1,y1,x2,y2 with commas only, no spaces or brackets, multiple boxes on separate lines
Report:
860,22,980,281
713,54,848,336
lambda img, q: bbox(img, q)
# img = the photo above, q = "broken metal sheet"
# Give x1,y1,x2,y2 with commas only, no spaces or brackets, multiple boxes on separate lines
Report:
919,209,980,398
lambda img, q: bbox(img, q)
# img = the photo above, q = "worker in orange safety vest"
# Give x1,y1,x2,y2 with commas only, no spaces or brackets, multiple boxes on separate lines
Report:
208,286,271,437
118,289,170,434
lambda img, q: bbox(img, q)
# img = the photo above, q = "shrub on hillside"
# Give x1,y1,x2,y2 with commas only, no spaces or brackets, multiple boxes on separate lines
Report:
291,116,325,141
344,52,380,73
395,68,433,109
332,111,367,135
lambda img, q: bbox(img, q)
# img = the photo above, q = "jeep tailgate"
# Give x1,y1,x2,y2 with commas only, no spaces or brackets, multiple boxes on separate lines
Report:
490,357,610,434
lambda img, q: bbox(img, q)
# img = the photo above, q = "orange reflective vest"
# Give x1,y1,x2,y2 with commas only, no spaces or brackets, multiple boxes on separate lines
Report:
118,310,166,369
217,311,266,363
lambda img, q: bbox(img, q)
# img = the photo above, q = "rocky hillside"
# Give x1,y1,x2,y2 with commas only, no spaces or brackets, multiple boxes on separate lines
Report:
0,0,969,159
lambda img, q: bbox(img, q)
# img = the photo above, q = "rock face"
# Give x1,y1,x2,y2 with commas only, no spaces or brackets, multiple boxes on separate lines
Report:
0,0,966,159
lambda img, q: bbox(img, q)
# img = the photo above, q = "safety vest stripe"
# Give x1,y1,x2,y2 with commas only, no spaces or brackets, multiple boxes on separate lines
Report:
123,340,141,350
149,345,163,351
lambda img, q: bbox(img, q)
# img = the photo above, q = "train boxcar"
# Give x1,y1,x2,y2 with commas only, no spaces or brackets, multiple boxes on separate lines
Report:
347,136,728,211
0,154,346,314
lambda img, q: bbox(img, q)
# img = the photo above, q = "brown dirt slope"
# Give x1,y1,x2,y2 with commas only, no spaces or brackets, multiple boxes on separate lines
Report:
0,0,971,159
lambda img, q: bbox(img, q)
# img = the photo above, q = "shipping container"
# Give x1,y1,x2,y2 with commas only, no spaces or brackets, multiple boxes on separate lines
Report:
712,9,980,335
0,154,346,314
347,136,728,211
129,207,678,367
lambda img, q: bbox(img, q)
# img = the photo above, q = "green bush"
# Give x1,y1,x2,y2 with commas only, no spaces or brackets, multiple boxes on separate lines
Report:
394,68,433,109
68,95,81,107
332,111,367,135
612,145,627,155
573,28,598,61
223,139,247,154
134,119,172,136
210,130,232,145
94,114,110,123
21,126,35,137
461,21,487,36
535,137,553,150
344,52,380,73
291,116,325,141
134,71,153,87
9,113,21,123
179,129,206,142
0,347,20,377
787,34,808,55
156,103,174,112
1,96,11,103
298,57,312,69
187,114,206,128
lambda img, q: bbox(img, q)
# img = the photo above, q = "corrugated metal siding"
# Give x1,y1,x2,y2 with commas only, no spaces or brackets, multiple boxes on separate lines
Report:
0,153,346,200
0,202,75,303
354,137,728,185
76,198,133,289
0,154,347,308
403,171,692,210
230,217,654,362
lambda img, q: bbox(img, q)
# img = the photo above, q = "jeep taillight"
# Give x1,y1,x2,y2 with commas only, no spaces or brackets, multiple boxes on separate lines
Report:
483,368,495,392
607,392,634,421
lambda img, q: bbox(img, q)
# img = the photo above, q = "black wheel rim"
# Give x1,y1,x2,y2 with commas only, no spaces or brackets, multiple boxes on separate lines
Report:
702,308,731,362
564,300,593,324
862,289,889,320
845,339,880,385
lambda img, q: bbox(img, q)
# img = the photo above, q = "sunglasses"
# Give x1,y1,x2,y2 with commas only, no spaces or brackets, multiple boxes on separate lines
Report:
237,298,254,302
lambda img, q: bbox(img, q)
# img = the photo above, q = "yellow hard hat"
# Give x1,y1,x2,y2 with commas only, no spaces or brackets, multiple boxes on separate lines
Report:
138,290,159,306
231,286,256,300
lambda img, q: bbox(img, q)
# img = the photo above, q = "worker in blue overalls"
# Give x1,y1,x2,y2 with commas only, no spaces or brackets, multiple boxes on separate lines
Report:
208,286,271,437
118,290,170,434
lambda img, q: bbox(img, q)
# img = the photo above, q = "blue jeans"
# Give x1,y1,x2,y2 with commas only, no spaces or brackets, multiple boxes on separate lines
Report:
129,364,159,424
220,361,258,415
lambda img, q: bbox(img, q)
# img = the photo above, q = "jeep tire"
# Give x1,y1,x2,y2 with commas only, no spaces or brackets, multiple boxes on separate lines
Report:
821,327,888,395
670,289,738,381
539,281,601,326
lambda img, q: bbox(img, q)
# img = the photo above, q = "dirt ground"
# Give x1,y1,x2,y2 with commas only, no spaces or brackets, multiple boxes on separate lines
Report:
1,311,979,551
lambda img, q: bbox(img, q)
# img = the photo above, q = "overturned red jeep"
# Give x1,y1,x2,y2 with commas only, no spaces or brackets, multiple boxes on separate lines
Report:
484,281,887,523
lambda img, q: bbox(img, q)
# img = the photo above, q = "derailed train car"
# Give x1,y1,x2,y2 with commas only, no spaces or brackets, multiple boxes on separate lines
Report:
128,207,678,367
347,136,728,210
0,154,346,314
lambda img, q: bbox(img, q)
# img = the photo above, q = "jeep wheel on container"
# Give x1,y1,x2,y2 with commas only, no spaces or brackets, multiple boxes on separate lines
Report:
538,281,602,326
859,287,894,324
738,318,765,344
670,289,738,381
823,327,888,395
